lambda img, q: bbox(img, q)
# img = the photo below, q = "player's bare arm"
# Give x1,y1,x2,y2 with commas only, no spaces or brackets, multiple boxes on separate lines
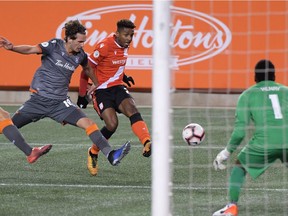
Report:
0,36,41,54
82,63,98,89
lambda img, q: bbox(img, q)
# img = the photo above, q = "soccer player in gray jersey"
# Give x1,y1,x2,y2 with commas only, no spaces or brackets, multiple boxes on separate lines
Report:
0,20,131,170
212,59,288,216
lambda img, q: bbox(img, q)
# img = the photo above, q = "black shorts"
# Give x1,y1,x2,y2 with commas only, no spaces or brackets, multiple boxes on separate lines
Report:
93,85,133,114
15,93,86,124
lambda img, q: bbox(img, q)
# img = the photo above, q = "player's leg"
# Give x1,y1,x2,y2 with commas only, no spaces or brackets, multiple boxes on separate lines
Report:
74,115,130,166
88,108,119,167
119,97,152,157
0,107,52,163
212,159,244,216
61,105,130,174
229,161,246,204
93,88,118,140
100,108,118,138
213,147,275,216
90,89,118,151
89,91,119,175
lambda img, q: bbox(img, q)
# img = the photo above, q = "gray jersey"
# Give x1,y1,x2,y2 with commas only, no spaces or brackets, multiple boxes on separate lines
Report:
30,38,88,100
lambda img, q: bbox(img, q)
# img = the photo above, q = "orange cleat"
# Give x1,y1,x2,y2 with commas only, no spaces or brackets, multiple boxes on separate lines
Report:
212,203,238,216
27,144,52,164
142,141,151,157
87,147,99,176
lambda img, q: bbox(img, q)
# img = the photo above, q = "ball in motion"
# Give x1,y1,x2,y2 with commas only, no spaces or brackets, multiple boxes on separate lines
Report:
182,123,205,146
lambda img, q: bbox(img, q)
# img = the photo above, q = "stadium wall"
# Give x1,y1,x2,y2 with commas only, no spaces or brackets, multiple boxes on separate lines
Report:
0,91,239,108
0,1,287,92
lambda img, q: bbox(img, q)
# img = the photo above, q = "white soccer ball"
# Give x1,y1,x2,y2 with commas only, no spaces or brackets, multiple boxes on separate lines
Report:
182,123,205,146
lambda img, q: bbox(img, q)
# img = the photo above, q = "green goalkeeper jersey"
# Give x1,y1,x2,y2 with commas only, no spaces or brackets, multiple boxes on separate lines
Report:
227,80,288,153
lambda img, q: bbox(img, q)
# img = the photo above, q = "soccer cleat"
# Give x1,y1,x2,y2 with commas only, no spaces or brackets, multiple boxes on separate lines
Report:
27,144,52,164
87,147,99,176
212,203,238,216
108,141,131,166
142,141,151,157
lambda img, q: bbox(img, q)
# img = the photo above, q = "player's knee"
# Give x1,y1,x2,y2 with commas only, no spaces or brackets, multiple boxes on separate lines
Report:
76,117,95,129
0,108,10,121
11,112,32,129
106,121,118,132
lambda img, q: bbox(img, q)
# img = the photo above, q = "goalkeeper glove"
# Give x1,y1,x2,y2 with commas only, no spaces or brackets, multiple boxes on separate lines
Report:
213,148,231,170
77,95,89,109
123,74,135,87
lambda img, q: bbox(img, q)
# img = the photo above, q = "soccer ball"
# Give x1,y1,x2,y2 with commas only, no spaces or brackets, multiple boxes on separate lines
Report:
182,123,205,146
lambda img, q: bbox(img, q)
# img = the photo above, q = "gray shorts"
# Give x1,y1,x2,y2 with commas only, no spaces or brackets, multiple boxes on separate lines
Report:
15,93,86,124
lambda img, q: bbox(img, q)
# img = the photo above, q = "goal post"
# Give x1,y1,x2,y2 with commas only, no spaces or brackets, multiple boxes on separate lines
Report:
152,1,172,216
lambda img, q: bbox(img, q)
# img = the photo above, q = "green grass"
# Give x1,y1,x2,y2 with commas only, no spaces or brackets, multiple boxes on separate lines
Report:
0,105,287,216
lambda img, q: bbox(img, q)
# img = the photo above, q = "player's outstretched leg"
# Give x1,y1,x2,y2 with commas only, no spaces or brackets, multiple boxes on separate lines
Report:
87,147,99,176
27,144,53,163
108,141,131,166
212,203,238,216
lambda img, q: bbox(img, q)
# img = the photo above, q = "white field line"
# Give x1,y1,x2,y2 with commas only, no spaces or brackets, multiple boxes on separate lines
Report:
0,182,286,193
0,142,223,149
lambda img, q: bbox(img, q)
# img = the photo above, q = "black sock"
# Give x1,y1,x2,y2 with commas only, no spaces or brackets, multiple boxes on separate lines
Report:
100,126,115,140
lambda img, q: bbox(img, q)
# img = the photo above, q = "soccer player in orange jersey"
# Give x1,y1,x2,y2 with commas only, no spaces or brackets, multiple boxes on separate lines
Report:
77,19,152,176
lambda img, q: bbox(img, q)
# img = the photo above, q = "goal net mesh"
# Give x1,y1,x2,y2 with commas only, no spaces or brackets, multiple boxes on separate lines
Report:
168,1,288,216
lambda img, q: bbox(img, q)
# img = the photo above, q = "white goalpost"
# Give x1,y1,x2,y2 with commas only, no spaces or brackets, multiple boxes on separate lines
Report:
152,1,172,216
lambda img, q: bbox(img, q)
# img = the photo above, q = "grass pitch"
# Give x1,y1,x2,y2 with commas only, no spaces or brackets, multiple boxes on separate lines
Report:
0,105,287,216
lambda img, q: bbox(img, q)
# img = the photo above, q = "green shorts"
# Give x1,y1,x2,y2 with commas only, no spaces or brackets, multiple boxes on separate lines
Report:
238,146,288,179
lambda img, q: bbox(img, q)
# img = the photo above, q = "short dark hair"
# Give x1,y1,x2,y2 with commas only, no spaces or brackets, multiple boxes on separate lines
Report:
63,20,86,42
254,59,275,82
117,19,136,32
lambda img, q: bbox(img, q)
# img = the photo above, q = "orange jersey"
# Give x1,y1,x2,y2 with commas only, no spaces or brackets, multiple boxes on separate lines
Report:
88,33,129,89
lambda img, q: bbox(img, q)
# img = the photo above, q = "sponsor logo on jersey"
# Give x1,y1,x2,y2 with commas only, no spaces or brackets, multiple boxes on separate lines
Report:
112,59,126,65
55,60,75,71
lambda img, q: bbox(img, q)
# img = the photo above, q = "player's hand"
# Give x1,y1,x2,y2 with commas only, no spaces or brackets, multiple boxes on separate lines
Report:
0,36,13,50
87,84,97,96
77,95,89,109
123,74,135,87
213,148,231,170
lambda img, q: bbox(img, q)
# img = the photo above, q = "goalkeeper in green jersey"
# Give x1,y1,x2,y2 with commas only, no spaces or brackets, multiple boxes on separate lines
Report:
212,59,288,216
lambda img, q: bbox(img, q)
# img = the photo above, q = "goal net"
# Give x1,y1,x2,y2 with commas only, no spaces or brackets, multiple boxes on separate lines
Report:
153,1,288,216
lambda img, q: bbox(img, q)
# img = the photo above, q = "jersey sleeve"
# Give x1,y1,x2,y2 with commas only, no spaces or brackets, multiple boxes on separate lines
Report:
88,42,108,66
80,53,88,67
227,91,251,153
38,38,57,55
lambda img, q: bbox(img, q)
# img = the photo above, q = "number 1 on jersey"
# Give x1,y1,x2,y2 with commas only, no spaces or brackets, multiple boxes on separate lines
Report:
269,94,283,119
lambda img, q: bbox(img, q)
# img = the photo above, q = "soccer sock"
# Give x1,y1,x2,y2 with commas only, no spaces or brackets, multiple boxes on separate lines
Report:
90,144,100,155
90,126,114,155
229,166,246,203
86,124,112,157
0,119,32,156
101,126,115,140
130,113,151,145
